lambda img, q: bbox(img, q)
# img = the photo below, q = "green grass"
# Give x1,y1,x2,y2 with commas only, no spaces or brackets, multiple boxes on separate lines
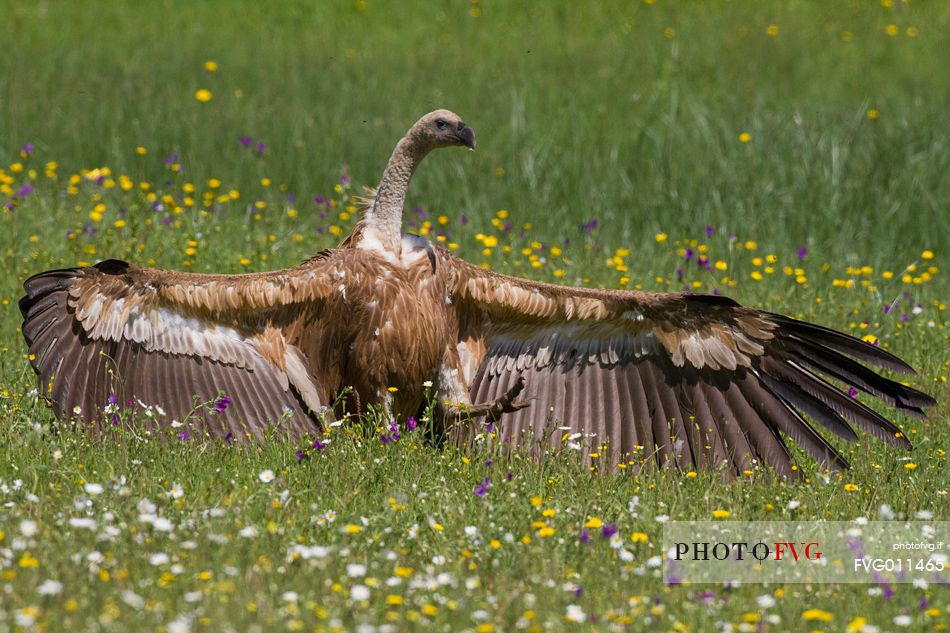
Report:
1,1,948,631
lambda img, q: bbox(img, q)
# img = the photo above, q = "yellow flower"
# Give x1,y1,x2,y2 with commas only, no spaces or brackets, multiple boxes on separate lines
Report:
344,524,361,534
537,527,555,537
844,483,858,492
738,132,752,143
867,108,880,121
885,24,898,36
386,595,403,605
766,24,779,37
712,509,730,519
630,532,649,542
922,250,934,260
421,604,438,616
530,496,542,507
584,517,603,529
801,609,833,622
204,60,218,72
195,88,213,103
655,232,668,243
135,146,147,155
904,463,917,470
18,553,39,568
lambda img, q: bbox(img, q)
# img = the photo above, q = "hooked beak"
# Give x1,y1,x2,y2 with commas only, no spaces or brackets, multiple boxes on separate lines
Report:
456,123,476,150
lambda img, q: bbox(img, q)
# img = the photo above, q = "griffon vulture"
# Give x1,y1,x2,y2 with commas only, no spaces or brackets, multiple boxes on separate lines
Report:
20,109,935,477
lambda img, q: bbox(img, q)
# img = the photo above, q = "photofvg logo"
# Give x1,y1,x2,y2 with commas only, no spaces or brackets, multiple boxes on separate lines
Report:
662,522,948,584
673,540,822,563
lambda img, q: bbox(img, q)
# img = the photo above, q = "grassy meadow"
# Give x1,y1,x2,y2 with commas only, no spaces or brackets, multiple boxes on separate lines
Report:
1,0,949,631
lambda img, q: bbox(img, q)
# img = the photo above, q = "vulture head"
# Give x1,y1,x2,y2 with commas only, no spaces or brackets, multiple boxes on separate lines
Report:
409,109,476,151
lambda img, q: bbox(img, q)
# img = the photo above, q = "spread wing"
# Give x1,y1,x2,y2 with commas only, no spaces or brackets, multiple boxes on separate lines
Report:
20,254,349,438
442,250,935,478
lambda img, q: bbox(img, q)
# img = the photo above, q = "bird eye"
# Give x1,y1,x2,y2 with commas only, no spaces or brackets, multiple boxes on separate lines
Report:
435,119,447,131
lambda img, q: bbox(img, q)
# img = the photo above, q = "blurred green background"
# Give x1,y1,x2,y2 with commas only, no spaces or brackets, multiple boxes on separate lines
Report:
3,0,948,264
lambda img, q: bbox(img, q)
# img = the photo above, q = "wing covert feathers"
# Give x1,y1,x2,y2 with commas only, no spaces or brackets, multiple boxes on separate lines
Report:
448,251,935,477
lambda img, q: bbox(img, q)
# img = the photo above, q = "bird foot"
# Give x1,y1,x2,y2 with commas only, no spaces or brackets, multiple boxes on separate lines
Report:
448,376,530,426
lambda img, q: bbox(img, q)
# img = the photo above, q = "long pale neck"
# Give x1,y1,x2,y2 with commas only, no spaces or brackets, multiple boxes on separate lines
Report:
362,136,427,253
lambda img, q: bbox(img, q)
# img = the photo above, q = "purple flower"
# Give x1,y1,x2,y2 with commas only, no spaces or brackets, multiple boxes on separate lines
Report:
239,135,253,147
388,422,401,441
213,395,231,413
484,458,493,467
676,267,684,281
459,213,469,225
485,422,494,434
179,431,188,441
163,153,179,165
21,143,34,155
4,201,13,211
341,175,349,186
506,471,514,481
224,432,234,443
700,590,716,604
581,218,599,233
474,477,490,497
848,387,859,399
882,304,892,314
406,416,418,431
17,184,34,197
579,529,590,544
684,248,694,261
256,142,266,154
601,523,619,538
107,394,118,405
110,415,120,426
901,313,910,323
573,586,583,598
380,434,390,444
797,246,808,261
295,449,306,462
705,225,714,237
311,438,326,451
